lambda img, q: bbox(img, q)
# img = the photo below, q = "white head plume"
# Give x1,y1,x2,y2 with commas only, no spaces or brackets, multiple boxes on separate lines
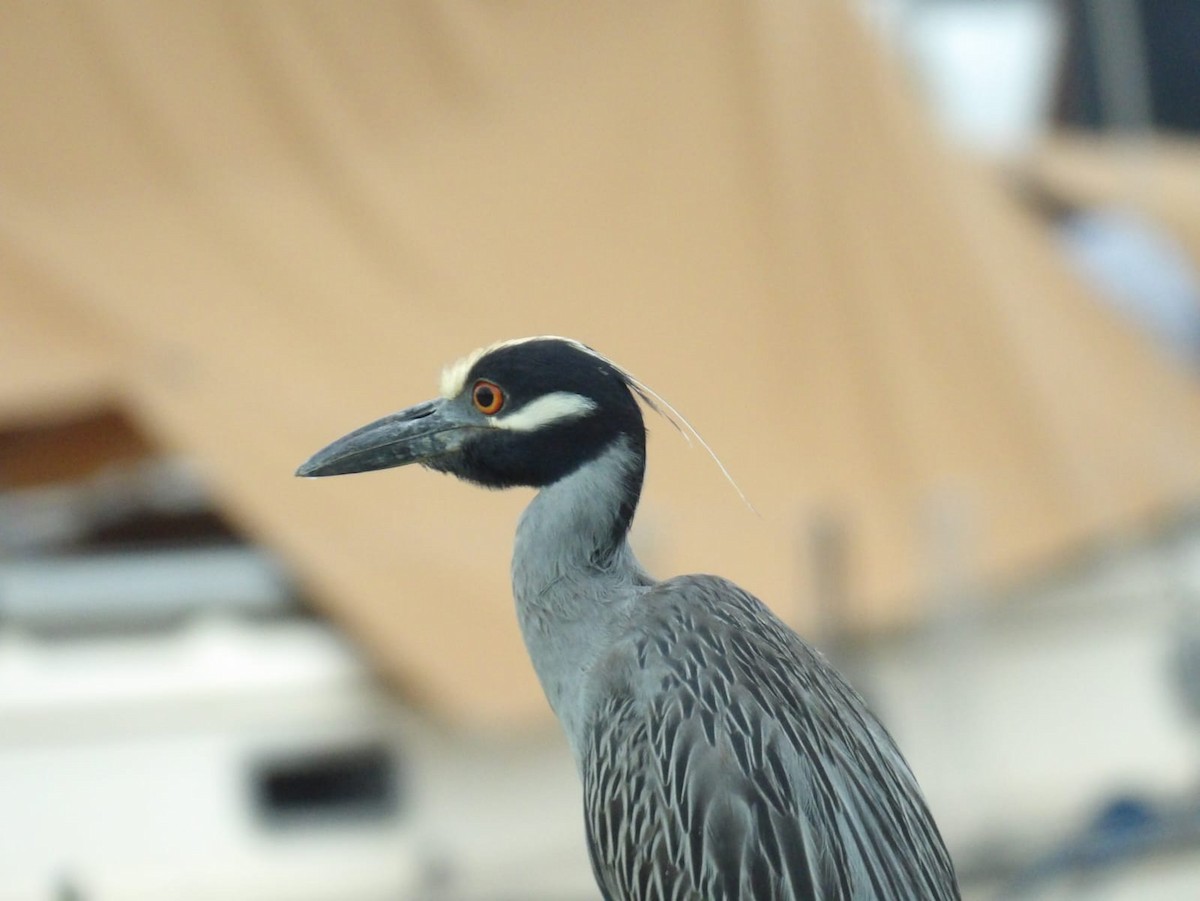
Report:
442,336,756,513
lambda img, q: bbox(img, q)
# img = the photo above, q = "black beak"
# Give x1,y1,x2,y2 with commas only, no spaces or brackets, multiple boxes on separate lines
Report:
296,399,469,477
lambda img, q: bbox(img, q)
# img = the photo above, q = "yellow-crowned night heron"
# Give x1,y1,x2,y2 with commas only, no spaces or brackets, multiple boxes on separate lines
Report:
298,337,960,900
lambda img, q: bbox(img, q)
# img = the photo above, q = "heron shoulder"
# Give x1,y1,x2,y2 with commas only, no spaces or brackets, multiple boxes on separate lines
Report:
585,572,890,769
579,573,961,900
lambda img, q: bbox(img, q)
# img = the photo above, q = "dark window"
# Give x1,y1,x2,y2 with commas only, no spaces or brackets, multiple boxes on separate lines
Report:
251,743,401,826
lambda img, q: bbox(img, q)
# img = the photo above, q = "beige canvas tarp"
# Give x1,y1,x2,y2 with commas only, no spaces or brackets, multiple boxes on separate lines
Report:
4,1,1200,724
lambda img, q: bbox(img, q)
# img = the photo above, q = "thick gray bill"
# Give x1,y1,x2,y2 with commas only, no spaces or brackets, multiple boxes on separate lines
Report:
296,399,466,477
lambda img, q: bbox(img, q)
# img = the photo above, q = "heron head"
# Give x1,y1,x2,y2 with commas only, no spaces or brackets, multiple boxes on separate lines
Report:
296,337,645,489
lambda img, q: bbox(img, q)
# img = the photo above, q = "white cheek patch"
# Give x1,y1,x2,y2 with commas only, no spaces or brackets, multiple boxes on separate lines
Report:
492,392,597,431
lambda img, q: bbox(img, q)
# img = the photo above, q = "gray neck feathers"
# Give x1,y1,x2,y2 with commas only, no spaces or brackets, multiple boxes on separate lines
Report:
511,438,651,753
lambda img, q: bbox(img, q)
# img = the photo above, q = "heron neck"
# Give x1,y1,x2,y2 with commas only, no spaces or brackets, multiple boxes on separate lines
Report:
511,437,650,748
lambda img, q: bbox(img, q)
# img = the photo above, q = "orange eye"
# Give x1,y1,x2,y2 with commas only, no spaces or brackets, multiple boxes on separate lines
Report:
472,380,505,415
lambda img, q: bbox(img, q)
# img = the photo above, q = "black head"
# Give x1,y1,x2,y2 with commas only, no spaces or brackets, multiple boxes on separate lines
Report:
296,337,647,491
439,337,646,488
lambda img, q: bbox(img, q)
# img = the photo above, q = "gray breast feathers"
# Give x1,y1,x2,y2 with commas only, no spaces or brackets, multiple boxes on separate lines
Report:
580,575,959,901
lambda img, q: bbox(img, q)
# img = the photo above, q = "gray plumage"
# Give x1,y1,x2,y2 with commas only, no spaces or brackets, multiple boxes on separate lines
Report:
298,337,961,901
517,441,958,900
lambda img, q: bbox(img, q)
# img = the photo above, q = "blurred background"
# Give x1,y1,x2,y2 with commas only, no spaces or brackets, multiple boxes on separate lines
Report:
2,0,1200,898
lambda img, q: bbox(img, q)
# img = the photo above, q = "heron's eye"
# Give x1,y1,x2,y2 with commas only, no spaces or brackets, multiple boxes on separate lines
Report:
472,380,505,415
